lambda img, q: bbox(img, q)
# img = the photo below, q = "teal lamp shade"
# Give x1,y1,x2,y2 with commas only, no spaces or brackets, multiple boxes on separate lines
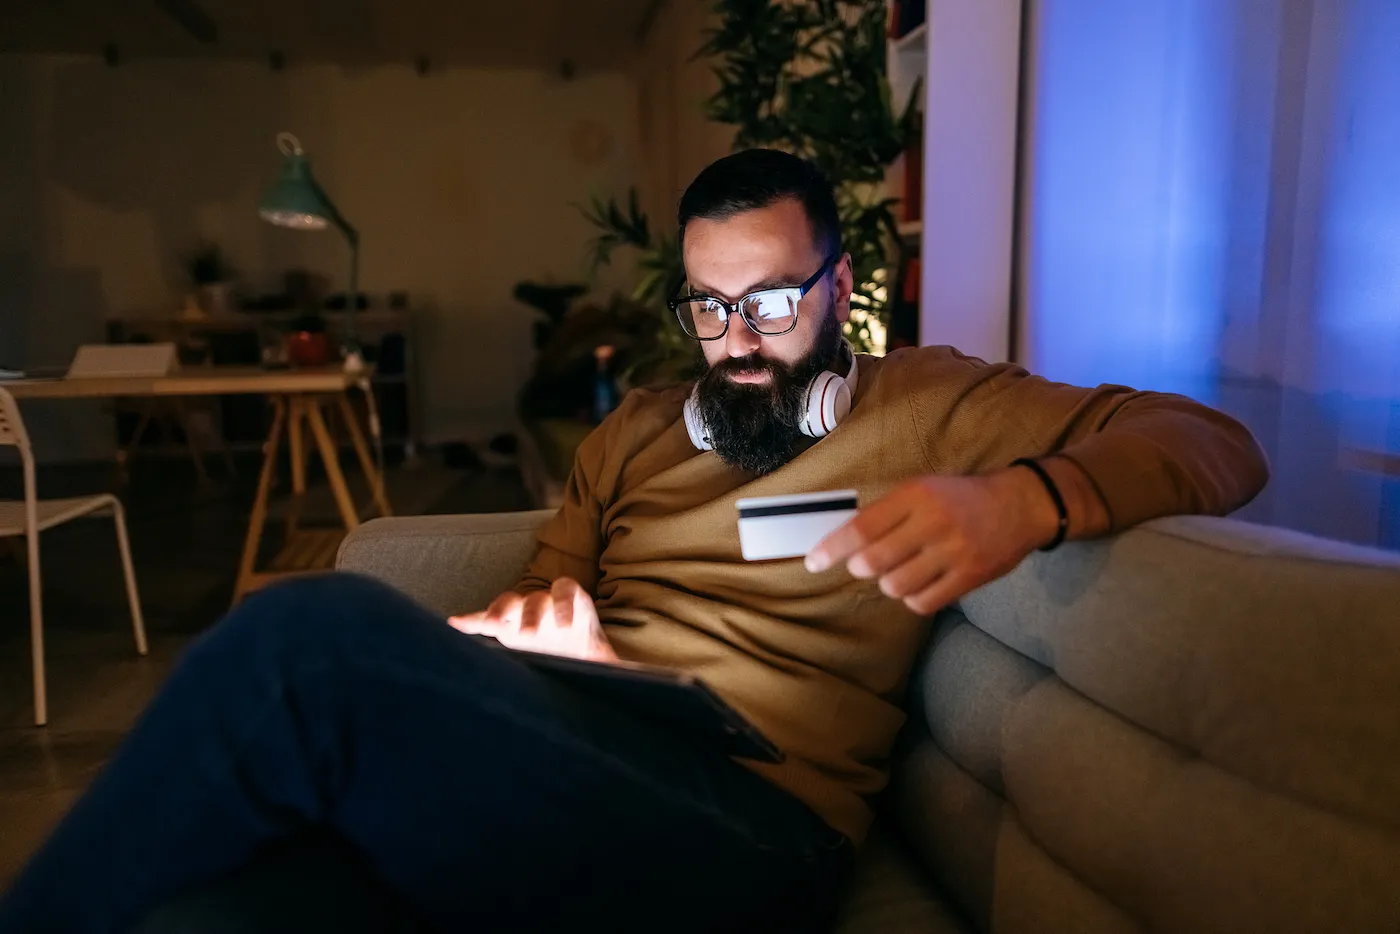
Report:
258,132,362,358
258,133,338,231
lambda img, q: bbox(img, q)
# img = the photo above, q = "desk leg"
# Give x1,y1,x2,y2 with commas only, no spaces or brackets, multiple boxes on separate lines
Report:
234,397,286,601
171,398,211,486
305,397,360,532
117,401,156,484
285,397,308,537
336,392,391,518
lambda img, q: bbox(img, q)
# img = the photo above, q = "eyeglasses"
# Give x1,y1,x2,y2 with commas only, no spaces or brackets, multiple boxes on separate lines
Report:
669,254,838,341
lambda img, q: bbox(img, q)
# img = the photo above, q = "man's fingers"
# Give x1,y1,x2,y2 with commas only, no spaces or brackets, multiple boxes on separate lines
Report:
551,578,610,658
807,494,910,572
575,584,600,626
485,592,524,624
845,515,921,578
446,611,494,635
519,592,552,635
550,578,578,631
903,571,965,617
877,547,946,599
452,592,524,634
452,581,613,664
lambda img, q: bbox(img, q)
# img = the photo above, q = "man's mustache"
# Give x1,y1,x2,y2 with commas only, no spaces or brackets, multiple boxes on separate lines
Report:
714,355,784,379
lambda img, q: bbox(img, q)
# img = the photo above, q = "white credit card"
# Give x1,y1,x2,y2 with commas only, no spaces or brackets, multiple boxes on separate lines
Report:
736,490,859,562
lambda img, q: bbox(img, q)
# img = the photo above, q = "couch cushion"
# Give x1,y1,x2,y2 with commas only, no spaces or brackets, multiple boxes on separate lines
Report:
893,737,1143,934
893,515,1400,932
957,515,1400,830
833,828,973,933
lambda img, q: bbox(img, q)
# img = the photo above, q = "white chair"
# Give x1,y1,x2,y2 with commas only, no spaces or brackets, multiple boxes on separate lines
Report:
0,387,147,726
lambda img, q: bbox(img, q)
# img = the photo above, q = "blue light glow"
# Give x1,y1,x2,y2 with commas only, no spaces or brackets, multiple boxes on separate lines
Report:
1023,0,1400,547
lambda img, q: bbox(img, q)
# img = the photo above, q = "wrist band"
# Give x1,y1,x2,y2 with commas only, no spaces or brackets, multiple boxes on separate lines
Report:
1011,458,1069,552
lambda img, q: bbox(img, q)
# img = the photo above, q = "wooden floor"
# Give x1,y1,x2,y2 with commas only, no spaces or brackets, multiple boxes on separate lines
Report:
0,452,530,887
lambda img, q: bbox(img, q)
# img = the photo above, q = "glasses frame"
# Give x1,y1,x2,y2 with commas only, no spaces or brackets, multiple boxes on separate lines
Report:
669,253,839,341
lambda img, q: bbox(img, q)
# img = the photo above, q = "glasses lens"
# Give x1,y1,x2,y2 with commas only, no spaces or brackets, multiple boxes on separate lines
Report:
740,291,798,335
676,298,727,339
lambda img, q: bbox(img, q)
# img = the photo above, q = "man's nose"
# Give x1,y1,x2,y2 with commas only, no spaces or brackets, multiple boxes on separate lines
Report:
725,314,761,358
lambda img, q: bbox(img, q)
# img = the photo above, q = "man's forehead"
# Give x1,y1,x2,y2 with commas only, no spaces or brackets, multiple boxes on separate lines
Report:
682,202,822,295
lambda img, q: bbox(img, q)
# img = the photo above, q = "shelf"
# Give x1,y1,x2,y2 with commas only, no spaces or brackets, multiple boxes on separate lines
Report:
269,529,347,572
892,21,928,53
109,310,411,331
896,220,923,238
887,17,928,118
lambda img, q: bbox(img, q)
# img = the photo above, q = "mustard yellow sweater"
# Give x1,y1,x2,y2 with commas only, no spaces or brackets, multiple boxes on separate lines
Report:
516,346,1268,844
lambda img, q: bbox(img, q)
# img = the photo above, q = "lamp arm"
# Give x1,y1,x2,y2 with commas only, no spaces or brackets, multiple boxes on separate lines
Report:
318,191,359,351
344,226,359,349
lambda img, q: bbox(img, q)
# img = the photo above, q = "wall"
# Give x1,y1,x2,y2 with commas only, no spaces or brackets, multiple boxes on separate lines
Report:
632,0,734,233
917,0,1023,361
0,54,639,460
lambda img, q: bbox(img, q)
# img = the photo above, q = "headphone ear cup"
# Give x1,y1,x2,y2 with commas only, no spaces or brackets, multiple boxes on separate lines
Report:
800,370,852,438
683,389,714,451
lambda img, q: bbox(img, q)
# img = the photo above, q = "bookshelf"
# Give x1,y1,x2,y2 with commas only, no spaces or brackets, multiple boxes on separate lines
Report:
888,1,929,348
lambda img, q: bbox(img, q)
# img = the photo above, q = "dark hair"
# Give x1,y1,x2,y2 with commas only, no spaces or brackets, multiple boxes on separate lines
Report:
677,149,841,256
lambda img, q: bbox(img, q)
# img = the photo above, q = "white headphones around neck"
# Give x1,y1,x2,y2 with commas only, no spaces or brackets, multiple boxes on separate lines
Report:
684,343,860,451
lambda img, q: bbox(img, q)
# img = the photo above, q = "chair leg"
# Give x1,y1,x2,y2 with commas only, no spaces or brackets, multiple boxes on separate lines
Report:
27,530,46,727
111,501,148,657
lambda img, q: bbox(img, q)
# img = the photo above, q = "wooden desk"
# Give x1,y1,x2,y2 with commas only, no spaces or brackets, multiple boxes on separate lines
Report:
107,311,419,458
3,367,392,600
1,367,361,400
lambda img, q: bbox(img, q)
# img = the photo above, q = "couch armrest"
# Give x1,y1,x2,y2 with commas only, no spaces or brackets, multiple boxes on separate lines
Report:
335,511,555,616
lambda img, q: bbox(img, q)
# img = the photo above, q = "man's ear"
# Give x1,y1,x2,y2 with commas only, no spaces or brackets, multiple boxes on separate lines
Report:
833,252,854,324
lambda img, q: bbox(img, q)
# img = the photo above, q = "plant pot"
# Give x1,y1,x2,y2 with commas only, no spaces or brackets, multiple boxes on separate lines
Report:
286,331,331,368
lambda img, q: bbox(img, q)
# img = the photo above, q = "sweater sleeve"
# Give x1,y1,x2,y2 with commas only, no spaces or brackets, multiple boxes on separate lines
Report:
512,421,610,598
907,347,1270,530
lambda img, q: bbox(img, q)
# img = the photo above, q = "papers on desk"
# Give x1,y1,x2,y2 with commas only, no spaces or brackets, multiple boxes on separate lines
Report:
0,368,24,380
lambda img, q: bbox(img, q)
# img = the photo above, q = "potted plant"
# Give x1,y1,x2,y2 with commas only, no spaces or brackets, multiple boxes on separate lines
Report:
581,1,921,356
699,0,921,352
184,243,237,314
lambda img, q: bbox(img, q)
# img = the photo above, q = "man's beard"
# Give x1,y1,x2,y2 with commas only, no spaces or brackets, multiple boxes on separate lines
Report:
694,312,844,474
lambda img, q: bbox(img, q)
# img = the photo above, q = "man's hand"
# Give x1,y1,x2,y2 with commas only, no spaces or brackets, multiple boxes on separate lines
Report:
805,466,1072,616
448,577,617,663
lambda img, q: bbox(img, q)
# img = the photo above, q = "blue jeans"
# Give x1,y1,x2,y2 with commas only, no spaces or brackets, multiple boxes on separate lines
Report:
0,574,853,933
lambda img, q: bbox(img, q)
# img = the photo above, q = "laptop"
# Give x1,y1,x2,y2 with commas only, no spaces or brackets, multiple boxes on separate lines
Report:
66,343,179,380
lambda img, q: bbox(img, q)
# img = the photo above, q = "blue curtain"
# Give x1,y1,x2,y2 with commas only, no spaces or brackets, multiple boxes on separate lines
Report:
1022,0,1400,548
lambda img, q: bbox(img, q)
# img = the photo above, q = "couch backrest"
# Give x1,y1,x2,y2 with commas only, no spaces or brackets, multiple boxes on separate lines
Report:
336,511,554,616
893,515,1400,933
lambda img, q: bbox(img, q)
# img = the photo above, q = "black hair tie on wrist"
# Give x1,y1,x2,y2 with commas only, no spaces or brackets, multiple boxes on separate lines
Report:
1011,457,1069,552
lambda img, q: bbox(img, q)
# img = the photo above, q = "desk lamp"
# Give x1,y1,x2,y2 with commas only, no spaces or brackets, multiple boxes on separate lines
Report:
259,132,385,483
258,132,363,370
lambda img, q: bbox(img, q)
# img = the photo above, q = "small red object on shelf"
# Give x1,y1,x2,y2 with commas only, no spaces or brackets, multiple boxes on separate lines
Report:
286,331,330,368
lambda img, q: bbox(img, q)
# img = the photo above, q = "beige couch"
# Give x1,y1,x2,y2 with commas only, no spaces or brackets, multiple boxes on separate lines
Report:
336,510,1400,933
